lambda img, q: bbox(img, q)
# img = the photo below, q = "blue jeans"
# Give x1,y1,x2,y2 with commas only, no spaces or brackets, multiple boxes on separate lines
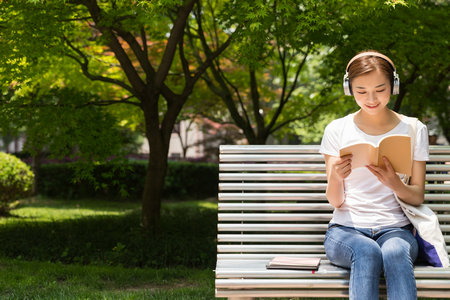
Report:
324,223,418,300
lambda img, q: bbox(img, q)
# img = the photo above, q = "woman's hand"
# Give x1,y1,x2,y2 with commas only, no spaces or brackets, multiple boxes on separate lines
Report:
328,154,353,181
366,156,403,191
324,154,352,208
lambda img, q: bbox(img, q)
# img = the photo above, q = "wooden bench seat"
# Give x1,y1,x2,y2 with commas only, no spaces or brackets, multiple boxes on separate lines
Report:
216,145,450,299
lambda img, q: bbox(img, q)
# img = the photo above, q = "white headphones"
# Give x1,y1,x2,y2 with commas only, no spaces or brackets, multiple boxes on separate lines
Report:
343,51,400,96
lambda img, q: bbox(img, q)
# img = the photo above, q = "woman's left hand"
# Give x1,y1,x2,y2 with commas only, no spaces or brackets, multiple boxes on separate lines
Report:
366,156,403,192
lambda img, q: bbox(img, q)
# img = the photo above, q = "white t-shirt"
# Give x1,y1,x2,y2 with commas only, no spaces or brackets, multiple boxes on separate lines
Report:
319,113,429,229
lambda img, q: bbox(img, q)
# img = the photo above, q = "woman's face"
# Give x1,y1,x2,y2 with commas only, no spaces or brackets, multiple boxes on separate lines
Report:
351,69,391,116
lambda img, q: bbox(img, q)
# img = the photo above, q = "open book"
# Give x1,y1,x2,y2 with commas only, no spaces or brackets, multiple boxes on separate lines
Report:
339,134,412,176
266,256,321,270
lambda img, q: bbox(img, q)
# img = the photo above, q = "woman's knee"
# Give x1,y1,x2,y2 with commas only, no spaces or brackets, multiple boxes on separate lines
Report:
353,242,383,266
379,229,418,264
381,237,416,264
325,228,382,268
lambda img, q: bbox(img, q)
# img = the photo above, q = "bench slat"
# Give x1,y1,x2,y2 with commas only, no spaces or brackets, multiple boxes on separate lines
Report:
426,164,450,171
220,173,450,181
217,223,450,233
215,289,450,298
218,234,450,243
219,193,327,201
219,163,326,171
216,278,348,288
429,155,450,162
219,182,450,191
217,254,329,260
218,245,325,253
219,144,450,154
216,260,450,278
218,203,332,211
218,234,325,242
218,244,450,253
218,213,450,222
219,183,327,191
220,145,321,153
427,174,450,181
220,154,324,162
219,192,450,201
216,278,450,289
218,213,333,221
220,173,327,181
218,224,328,232
220,154,450,162
220,163,450,172
218,203,450,212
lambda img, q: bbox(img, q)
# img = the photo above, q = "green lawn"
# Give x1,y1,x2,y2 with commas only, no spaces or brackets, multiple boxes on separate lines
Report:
0,197,217,299
0,257,215,299
2,197,141,224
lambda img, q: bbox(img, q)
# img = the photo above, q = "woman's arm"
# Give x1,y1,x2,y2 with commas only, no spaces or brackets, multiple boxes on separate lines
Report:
324,154,352,208
366,158,426,206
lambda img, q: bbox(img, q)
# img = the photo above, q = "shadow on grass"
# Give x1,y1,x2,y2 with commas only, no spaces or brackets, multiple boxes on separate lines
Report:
0,199,217,269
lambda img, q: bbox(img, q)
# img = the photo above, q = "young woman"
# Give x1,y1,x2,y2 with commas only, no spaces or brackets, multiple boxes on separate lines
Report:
319,50,429,299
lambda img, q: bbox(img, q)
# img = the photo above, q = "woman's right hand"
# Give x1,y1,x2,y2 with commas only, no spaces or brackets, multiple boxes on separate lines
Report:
328,154,353,181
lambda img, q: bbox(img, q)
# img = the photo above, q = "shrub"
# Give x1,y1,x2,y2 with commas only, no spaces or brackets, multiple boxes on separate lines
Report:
0,152,34,215
37,160,218,200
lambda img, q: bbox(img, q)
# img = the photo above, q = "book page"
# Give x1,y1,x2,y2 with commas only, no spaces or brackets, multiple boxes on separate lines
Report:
378,135,411,176
339,143,377,170
267,256,321,270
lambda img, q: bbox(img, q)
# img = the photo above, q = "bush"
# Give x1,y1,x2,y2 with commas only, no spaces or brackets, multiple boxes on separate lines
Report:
0,152,34,215
37,160,218,200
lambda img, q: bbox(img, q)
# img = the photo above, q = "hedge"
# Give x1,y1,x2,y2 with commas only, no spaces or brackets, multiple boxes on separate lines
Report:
37,160,218,200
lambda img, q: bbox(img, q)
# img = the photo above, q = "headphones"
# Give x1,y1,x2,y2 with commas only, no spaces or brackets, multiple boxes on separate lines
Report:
343,51,400,96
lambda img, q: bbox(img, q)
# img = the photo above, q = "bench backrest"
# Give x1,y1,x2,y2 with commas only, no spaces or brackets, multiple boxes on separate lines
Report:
218,145,450,261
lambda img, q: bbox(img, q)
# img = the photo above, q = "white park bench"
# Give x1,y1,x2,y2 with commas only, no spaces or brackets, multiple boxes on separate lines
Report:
215,145,450,299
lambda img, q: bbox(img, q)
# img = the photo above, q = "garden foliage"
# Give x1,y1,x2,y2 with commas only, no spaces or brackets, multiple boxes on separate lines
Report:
0,152,34,214
37,160,218,200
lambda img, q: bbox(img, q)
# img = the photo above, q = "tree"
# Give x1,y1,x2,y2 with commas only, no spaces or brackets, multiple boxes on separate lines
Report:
184,0,345,144
0,0,235,229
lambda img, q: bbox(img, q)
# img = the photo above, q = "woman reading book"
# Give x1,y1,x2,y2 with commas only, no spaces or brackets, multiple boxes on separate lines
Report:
319,50,429,300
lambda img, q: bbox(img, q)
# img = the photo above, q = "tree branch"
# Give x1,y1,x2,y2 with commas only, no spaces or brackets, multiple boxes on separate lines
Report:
80,0,146,95
156,0,198,87
215,62,251,128
249,68,265,136
266,46,310,133
76,97,142,108
269,97,338,134
64,37,136,95
112,27,155,81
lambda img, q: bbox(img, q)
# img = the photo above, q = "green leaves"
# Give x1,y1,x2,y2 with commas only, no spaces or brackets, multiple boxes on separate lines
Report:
0,152,34,214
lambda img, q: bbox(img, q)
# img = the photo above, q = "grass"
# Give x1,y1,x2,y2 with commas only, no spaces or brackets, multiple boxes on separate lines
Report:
0,197,218,268
0,257,215,299
2,197,218,223
0,197,217,299
2,197,141,224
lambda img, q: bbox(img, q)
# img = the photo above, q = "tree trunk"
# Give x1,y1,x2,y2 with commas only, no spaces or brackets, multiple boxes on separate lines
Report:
31,149,43,195
140,96,170,230
141,142,168,230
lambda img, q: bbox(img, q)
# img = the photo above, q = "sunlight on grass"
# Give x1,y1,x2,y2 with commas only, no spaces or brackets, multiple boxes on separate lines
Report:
1,197,217,225
162,199,218,210
0,197,141,224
